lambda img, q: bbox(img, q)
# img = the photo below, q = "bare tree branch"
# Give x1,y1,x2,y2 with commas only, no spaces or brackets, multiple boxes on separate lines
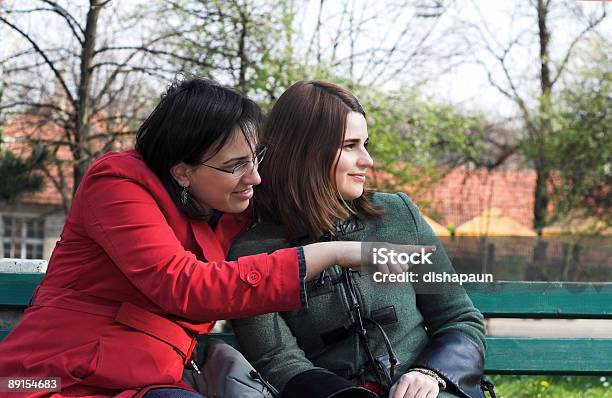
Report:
306,0,325,63
551,6,607,86
0,47,37,63
0,14,77,109
41,0,85,44
0,101,70,115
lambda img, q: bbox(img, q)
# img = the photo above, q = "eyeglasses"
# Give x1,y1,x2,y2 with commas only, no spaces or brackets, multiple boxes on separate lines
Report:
200,145,267,178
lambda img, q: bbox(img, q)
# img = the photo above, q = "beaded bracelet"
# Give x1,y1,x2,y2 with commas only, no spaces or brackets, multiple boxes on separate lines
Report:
408,367,447,390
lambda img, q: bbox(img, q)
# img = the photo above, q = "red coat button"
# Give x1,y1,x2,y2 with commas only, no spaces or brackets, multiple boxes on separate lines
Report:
246,271,261,285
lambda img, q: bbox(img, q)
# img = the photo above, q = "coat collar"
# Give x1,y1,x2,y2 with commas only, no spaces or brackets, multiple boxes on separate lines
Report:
190,212,251,261
336,218,365,235
292,217,366,245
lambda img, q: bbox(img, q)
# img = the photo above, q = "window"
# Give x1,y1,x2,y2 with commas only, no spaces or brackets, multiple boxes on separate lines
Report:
2,215,45,259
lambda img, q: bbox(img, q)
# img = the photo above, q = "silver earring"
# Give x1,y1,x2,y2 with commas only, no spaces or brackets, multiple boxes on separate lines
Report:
181,185,188,205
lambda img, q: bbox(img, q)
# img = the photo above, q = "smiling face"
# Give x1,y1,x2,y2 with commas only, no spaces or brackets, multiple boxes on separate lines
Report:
333,112,373,200
172,131,261,214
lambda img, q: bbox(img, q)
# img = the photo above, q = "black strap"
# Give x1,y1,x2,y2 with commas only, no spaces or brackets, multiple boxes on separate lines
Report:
481,378,496,398
249,370,280,398
342,268,395,397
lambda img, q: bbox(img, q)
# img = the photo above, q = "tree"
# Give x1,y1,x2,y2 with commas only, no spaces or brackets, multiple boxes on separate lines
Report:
460,0,608,231
301,0,453,88
549,40,611,223
0,1,164,211
143,0,308,105
151,0,463,104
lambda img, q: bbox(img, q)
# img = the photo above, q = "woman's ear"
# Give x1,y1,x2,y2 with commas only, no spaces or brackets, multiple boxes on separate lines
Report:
170,162,192,187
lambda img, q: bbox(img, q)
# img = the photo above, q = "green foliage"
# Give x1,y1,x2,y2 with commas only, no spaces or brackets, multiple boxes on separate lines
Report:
353,85,487,196
490,375,612,398
0,148,45,202
152,0,303,105
548,43,611,223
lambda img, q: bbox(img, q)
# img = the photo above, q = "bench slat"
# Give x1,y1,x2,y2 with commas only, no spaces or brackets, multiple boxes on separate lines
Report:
465,282,612,319
0,273,44,308
485,337,612,375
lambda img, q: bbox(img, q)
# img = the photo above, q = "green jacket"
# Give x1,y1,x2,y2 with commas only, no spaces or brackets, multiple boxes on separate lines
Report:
229,192,487,398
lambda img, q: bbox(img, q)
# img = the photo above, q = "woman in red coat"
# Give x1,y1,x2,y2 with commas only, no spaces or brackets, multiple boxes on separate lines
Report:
0,78,375,398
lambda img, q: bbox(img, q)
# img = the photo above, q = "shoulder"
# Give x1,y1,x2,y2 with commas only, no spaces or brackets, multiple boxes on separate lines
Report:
370,191,419,215
368,191,424,233
77,150,170,205
86,150,155,182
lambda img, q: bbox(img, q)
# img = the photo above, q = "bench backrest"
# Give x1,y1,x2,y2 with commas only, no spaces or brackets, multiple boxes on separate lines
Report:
466,281,612,375
1,274,611,375
0,273,44,341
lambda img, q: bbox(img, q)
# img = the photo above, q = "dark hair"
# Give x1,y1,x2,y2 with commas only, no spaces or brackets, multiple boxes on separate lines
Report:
136,77,261,218
256,80,381,240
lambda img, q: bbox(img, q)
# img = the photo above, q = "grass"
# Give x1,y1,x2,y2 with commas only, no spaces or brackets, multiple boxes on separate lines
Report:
488,375,612,398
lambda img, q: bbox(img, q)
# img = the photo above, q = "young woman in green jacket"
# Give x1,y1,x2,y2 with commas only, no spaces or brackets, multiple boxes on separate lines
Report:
229,81,490,398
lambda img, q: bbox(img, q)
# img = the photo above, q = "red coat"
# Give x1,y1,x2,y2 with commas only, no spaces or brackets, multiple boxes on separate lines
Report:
0,150,302,397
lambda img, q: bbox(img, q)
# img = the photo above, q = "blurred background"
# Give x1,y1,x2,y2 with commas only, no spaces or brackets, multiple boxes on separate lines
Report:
0,0,610,282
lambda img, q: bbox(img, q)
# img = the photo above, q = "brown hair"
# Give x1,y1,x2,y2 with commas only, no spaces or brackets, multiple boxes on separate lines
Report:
255,80,381,240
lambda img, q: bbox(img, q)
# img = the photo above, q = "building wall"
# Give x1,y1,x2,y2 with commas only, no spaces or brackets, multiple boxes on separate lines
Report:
412,168,537,228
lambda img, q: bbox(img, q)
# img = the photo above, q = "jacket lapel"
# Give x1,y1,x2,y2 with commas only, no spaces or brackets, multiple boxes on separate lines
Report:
190,219,225,261
215,212,251,256
190,212,250,261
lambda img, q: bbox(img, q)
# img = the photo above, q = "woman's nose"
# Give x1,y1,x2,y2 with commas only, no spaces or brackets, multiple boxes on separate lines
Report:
241,164,262,186
358,149,374,168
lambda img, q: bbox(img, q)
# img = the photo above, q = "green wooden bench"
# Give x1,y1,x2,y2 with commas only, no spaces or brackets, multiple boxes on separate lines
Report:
1,273,611,375
0,273,44,341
